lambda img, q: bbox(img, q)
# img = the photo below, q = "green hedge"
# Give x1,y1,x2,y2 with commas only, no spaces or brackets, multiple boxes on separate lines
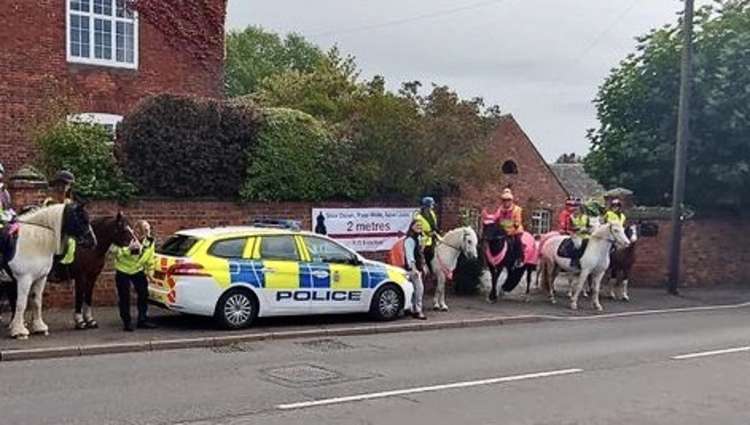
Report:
241,108,357,201
119,94,261,198
35,122,135,200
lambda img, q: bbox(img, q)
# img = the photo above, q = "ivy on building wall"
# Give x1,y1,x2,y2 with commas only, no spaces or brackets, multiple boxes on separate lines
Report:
129,0,226,69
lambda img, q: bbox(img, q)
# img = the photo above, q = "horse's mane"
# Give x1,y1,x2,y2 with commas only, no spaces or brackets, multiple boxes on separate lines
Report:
17,204,67,255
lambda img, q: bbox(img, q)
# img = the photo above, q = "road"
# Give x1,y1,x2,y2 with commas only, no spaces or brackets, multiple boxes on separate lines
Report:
1,307,749,425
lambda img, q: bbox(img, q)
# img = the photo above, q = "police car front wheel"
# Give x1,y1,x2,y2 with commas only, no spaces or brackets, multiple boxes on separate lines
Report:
216,289,258,330
370,284,404,321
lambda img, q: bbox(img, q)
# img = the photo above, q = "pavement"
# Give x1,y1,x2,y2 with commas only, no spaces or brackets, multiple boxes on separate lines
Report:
2,284,750,359
1,304,750,424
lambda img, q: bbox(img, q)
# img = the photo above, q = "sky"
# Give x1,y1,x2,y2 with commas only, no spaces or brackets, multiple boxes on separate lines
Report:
227,0,708,161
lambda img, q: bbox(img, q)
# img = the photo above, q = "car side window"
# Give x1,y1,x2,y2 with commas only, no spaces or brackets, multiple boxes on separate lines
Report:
259,236,300,261
303,237,355,264
209,238,248,259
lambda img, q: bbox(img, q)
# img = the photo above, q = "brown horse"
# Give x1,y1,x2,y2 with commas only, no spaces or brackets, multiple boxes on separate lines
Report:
68,212,133,329
607,223,639,302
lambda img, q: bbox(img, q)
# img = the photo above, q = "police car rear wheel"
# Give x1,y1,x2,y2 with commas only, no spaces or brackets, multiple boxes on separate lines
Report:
370,285,403,321
216,289,258,330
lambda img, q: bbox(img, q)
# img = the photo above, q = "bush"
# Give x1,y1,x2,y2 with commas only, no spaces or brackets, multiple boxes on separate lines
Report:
241,108,357,201
119,94,261,198
35,122,136,200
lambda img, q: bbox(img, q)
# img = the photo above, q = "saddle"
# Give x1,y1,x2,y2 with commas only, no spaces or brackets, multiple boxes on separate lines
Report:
557,237,577,259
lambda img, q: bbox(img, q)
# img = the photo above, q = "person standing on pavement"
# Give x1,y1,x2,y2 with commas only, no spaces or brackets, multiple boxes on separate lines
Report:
404,220,427,320
113,220,157,331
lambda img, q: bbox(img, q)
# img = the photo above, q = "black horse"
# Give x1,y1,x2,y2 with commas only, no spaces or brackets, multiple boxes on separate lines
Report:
482,220,526,302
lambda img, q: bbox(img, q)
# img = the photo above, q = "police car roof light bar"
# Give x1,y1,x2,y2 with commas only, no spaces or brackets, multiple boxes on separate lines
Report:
252,218,302,231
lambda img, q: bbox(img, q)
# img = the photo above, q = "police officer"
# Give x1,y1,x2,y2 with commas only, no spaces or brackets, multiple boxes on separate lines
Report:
113,220,157,332
414,197,440,275
44,170,76,206
45,170,77,282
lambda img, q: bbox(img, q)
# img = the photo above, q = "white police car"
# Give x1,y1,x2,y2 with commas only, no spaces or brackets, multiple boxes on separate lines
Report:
148,224,414,329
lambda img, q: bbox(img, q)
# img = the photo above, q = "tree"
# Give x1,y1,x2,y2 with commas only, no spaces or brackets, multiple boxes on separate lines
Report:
241,108,356,201
252,47,364,125
585,1,750,211
35,122,136,200
225,26,324,97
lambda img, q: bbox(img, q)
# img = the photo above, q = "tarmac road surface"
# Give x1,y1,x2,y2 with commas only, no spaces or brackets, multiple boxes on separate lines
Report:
1,306,749,425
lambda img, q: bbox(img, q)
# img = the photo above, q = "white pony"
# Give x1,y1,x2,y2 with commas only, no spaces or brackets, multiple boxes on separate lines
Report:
539,222,630,311
431,227,479,311
7,203,96,339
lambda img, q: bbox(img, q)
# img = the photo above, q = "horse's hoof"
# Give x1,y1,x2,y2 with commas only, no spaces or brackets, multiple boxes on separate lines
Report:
550,297,557,305
594,305,604,312
570,303,578,311
32,330,49,336
86,320,99,329
622,296,630,303
433,305,441,311
12,333,29,340
441,306,449,312
75,322,87,330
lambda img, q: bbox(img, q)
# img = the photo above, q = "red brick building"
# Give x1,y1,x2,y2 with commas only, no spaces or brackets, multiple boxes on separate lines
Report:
445,114,570,235
0,0,227,174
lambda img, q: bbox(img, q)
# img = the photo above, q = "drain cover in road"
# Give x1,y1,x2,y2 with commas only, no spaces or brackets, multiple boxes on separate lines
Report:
261,363,374,388
297,338,354,352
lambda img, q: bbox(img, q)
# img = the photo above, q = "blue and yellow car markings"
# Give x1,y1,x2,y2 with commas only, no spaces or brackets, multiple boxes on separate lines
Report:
229,260,265,288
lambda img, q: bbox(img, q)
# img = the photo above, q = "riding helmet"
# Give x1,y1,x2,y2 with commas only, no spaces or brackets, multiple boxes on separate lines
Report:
421,197,435,208
53,170,76,185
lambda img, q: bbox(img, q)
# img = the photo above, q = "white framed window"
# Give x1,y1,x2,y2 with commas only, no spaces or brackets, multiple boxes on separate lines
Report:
68,113,123,140
66,0,139,69
531,209,551,235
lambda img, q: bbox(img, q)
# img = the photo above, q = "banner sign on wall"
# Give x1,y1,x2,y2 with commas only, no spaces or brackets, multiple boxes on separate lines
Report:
311,208,416,252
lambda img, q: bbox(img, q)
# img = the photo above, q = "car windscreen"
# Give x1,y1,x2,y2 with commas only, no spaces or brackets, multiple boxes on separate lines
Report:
157,234,199,257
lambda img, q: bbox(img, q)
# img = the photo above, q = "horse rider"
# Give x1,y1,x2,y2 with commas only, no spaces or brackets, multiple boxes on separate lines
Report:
569,202,593,269
558,197,578,235
44,170,77,282
414,197,441,275
44,170,76,207
602,198,626,226
113,220,157,331
497,188,524,268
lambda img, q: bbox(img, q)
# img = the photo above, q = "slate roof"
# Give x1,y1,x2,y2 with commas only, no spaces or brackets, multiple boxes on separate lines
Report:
548,163,605,200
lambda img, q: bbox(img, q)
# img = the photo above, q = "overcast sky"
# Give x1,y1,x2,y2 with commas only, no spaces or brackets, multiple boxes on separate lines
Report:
227,0,706,161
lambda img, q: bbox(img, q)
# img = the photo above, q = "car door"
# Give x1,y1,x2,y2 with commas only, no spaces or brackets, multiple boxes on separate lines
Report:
300,236,366,313
256,235,309,315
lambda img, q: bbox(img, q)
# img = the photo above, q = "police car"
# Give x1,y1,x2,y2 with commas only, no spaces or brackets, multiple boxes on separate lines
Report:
148,222,414,329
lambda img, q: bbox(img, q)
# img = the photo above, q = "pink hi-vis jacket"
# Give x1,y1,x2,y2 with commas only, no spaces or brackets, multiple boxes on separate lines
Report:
521,232,539,266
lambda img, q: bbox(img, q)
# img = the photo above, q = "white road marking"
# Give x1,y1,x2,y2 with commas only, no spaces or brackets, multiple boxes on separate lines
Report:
672,346,750,360
276,368,583,410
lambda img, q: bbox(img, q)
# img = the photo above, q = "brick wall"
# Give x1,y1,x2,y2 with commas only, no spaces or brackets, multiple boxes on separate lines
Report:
0,0,226,174
7,180,750,309
630,217,750,287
